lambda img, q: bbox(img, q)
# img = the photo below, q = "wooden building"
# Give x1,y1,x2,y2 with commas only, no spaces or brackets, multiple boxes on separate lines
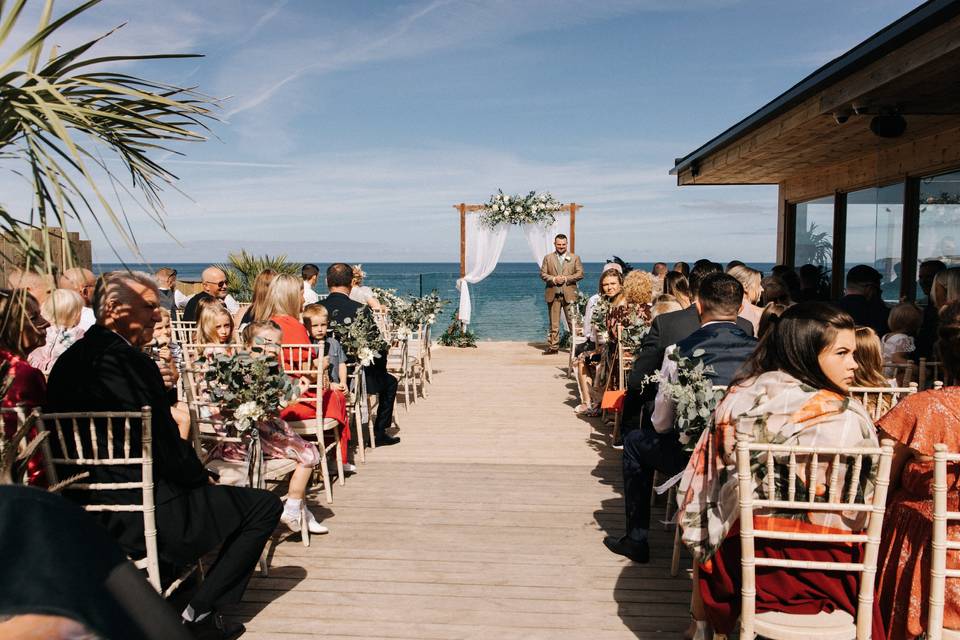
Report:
0,227,92,288
671,0,960,301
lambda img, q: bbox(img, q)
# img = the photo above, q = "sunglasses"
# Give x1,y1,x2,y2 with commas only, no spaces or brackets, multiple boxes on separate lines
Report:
204,280,228,288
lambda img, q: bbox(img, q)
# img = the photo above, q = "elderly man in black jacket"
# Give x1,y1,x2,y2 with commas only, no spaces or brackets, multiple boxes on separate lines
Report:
46,271,281,640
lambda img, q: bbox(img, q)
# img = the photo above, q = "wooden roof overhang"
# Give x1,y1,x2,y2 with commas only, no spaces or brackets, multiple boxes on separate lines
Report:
671,0,960,202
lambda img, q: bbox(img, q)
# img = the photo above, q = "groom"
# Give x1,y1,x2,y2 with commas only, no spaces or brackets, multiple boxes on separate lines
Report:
540,233,583,354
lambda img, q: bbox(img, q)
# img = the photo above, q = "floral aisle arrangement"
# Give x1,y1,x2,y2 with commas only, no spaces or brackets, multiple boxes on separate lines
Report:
372,288,450,339
480,190,563,228
411,291,449,327
643,349,725,452
618,310,652,352
331,312,390,367
200,350,297,437
439,319,477,348
590,297,612,342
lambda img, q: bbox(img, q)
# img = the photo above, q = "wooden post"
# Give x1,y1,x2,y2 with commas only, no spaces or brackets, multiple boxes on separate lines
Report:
459,203,466,278
569,203,576,254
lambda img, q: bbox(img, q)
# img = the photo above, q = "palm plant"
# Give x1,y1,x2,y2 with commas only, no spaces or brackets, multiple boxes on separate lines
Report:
216,250,299,302
0,0,215,273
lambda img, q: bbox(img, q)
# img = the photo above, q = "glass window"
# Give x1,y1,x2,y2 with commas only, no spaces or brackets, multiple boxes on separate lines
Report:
845,184,904,303
794,196,834,270
918,170,960,303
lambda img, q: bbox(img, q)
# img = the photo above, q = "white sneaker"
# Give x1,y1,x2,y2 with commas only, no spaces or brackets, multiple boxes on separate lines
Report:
342,462,357,473
281,509,329,535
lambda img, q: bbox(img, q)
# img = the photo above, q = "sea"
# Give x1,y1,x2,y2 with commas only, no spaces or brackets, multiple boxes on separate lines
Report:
94,262,777,342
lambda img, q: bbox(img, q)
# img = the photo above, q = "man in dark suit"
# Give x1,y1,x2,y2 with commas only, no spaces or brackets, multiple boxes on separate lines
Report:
320,262,400,446
605,272,758,563
835,264,890,336
46,271,281,640
621,262,754,436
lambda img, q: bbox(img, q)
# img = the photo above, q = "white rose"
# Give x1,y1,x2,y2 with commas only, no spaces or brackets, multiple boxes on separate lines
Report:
358,347,376,367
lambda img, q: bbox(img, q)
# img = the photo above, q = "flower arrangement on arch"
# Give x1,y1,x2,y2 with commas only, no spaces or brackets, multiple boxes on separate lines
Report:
480,189,562,228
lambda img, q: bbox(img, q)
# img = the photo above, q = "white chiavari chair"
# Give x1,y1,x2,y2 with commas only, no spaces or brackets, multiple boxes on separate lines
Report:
568,303,587,379
405,324,428,400
387,335,413,411
346,363,368,462
928,443,960,640
170,320,197,345
38,407,199,597
847,383,918,421
732,425,895,640
919,358,944,390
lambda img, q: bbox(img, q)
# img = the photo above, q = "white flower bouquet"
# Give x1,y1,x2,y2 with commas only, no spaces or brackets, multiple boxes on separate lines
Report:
481,189,562,228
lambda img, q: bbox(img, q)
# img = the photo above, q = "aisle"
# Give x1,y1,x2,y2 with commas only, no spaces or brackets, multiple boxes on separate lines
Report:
229,342,691,639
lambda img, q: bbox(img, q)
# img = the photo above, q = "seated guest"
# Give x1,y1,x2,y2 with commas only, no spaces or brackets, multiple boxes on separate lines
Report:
760,274,792,306
725,259,745,272
651,262,668,296
882,303,922,384
154,267,187,314
853,326,894,416
150,308,190,440
240,268,277,327
650,294,682,319
182,266,230,322
608,269,653,337
28,288,85,376
727,265,764,334
673,261,690,278
45,271,282,639
0,289,48,485
771,264,802,301
663,271,692,308
302,263,320,305
758,301,788,340
875,301,960,639
797,263,828,302
621,262,753,433
7,269,54,305
574,267,621,415
678,302,883,639
322,263,399,446
604,273,757,563
915,259,947,359
197,302,235,349
837,264,890,336
349,264,383,311
58,267,97,330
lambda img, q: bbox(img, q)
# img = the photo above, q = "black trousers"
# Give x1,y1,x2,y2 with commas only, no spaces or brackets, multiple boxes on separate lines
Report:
366,369,398,437
105,484,282,613
622,428,689,536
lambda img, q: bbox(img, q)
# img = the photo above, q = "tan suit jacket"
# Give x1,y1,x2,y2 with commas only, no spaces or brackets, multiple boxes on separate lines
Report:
540,252,584,302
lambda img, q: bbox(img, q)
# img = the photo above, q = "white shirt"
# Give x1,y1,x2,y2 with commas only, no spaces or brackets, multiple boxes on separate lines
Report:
303,281,319,305
78,306,96,331
223,294,240,314
651,345,680,434
173,289,188,309
582,293,600,341
350,285,375,305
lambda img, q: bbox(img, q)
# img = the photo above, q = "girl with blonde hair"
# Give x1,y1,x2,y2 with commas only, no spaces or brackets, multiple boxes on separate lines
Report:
727,265,764,334
28,288,85,375
197,302,235,348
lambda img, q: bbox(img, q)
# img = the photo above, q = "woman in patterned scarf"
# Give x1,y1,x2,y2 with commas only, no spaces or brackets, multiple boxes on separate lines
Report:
677,302,885,639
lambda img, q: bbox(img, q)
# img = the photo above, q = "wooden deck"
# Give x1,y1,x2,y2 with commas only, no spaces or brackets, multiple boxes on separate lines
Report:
228,342,691,639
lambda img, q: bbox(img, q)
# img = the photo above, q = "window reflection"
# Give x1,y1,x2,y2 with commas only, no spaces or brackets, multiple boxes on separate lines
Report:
845,184,904,303
918,171,960,303
795,196,834,269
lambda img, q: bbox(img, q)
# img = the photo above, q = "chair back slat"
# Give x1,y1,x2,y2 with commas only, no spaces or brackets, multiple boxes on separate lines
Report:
735,420,895,640
928,444,960,640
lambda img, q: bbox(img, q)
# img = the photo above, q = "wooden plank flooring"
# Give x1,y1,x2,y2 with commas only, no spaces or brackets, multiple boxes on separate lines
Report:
227,342,691,639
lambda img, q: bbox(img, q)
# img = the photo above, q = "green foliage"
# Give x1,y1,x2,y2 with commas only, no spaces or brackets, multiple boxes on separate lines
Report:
0,0,216,271
372,288,450,335
590,297,612,341
216,250,299,302
618,308,652,351
439,320,477,347
199,349,296,434
481,190,561,228
331,311,389,366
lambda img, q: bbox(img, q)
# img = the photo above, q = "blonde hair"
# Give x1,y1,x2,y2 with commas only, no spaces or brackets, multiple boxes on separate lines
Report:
728,265,763,303
241,320,282,349
853,326,889,388
933,268,960,308
651,295,682,319
198,302,234,344
256,273,302,321
301,303,328,332
247,269,277,323
888,303,922,336
41,288,83,328
622,270,653,305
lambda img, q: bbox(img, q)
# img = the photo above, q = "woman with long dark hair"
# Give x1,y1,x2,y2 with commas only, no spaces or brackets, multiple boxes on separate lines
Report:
678,302,886,639
663,271,691,308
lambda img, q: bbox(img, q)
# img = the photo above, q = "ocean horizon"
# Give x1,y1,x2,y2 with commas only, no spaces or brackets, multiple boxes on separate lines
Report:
95,261,778,341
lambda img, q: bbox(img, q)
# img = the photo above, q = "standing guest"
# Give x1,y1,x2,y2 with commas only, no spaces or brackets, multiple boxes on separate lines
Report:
302,263,320,306
797,263,828,302
45,271,281,639
322,263,400,446
727,265,764,334
539,233,584,355
882,303,923,383
7,269,54,305
59,267,97,330
760,275,792,306
604,273,756,564
663,271,692,309
1,289,48,485
349,265,384,311
182,266,230,323
673,261,690,278
651,262,668,296
837,264,890,336
28,288,85,376
875,301,960,640
679,302,884,640
915,259,947,359
757,301,788,340
240,268,277,326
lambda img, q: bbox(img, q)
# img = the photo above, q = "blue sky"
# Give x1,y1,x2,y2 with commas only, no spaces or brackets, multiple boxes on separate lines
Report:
3,0,924,263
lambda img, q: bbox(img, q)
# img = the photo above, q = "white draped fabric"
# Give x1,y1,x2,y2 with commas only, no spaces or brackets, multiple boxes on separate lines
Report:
521,211,571,267
456,213,508,325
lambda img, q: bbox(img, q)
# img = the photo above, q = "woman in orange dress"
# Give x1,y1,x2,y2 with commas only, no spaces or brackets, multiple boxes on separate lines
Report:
875,300,960,639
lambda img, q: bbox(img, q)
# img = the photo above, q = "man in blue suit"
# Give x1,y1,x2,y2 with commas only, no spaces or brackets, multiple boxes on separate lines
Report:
604,273,757,563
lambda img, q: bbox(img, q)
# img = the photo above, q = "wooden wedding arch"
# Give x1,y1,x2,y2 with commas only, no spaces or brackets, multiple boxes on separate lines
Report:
453,202,582,277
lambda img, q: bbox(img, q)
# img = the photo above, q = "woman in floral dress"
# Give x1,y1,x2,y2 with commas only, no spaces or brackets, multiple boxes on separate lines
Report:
678,302,885,639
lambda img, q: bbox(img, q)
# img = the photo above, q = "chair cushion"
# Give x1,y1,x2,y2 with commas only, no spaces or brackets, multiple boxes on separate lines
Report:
753,609,855,640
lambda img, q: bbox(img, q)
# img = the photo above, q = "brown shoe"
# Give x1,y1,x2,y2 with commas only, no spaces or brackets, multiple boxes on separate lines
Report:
543,348,559,355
